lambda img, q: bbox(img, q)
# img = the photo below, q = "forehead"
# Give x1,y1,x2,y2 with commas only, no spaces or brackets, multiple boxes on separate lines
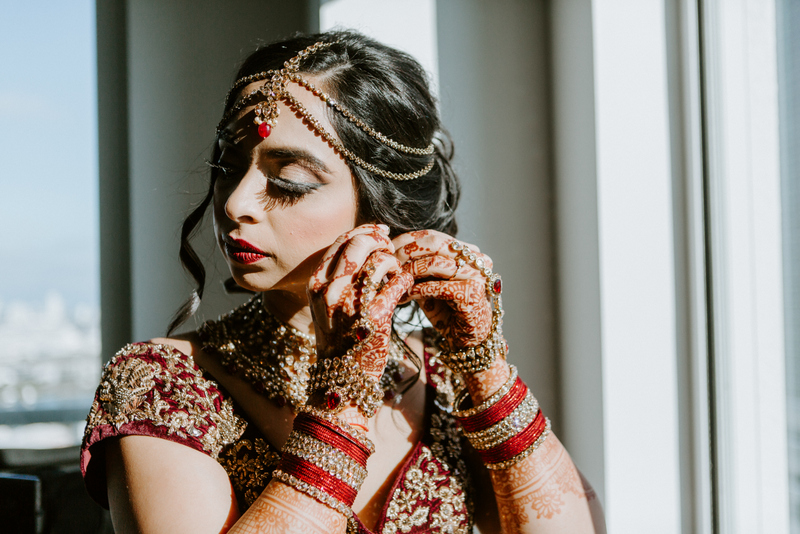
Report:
220,77,343,153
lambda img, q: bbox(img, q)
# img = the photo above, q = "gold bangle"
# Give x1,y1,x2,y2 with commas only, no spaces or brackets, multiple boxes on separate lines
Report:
484,418,552,470
464,392,539,450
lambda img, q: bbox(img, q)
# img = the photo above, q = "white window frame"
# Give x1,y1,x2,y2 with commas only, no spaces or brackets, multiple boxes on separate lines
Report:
701,0,790,531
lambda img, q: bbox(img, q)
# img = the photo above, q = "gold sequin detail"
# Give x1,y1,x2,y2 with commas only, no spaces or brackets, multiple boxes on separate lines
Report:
218,438,281,507
381,403,472,534
84,343,246,458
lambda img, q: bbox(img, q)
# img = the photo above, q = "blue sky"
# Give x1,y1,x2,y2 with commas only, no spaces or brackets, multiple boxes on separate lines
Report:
0,0,99,308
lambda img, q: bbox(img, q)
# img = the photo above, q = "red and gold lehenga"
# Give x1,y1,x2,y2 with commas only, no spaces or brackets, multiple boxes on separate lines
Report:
80,306,475,534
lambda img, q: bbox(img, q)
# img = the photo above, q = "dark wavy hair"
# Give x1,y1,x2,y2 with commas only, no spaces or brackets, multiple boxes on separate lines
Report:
167,30,460,335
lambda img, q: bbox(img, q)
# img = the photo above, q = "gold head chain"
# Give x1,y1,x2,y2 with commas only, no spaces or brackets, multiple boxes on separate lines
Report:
216,41,435,181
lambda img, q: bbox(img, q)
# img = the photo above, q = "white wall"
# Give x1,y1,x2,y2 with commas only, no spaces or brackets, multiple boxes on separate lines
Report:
436,0,560,435
120,1,314,340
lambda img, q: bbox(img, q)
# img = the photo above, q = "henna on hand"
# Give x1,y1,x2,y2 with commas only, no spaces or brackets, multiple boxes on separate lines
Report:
307,225,414,414
393,230,495,350
232,480,346,533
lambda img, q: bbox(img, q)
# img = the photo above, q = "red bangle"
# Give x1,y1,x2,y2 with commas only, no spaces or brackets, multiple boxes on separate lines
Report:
278,454,358,507
477,410,547,465
294,413,370,466
457,377,528,433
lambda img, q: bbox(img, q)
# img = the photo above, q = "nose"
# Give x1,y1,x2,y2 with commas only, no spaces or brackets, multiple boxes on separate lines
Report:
224,162,265,223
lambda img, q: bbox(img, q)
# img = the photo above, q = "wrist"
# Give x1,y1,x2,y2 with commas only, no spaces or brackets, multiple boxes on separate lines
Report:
464,358,511,404
337,405,369,432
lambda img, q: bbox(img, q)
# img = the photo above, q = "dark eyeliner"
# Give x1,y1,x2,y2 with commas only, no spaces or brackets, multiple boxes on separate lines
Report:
268,176,322,194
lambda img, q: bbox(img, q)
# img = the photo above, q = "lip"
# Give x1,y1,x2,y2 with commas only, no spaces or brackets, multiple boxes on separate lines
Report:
223,236,270,265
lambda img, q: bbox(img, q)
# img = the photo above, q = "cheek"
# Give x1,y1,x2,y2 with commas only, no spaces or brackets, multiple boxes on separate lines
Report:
284,193,358,248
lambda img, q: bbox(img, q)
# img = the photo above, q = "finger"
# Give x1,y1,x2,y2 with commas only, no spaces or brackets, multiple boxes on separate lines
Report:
392,231,453,265
406,278,486,311
391,229,442,251
309,225,392,294
363,251,403,287
320,237,395,317
372,269,414,315
403,255,483,281
394,235,485,267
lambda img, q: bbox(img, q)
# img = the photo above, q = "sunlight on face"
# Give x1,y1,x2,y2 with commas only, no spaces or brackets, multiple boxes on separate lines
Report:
212,79,358,298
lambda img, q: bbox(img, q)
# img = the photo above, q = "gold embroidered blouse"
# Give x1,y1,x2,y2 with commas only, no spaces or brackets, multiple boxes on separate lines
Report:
81,338,473,533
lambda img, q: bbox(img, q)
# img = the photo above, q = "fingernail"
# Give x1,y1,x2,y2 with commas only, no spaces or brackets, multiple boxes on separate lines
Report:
377,224,390,233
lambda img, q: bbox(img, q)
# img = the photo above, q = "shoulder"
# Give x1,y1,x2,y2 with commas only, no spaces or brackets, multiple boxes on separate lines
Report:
83,339,246,460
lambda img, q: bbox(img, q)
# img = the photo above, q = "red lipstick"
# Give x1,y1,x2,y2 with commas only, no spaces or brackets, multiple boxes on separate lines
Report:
224,237,269,265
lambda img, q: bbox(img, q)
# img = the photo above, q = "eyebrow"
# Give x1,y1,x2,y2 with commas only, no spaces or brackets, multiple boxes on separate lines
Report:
260,147,332,175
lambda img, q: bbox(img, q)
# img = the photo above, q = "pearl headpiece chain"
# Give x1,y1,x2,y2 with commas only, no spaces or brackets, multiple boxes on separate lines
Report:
217,41,436,181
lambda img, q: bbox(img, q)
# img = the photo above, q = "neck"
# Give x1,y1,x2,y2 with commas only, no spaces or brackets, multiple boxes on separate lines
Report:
261,290,315,336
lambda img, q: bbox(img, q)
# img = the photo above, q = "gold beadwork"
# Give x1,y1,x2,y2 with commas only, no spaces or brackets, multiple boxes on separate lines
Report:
307,355,385,418
198,295,315,409
83,343,246,458
218,40,435,181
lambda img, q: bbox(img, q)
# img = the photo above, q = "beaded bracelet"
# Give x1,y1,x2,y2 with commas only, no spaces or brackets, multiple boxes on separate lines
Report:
273,409,374,517
438,241,507,374
307,354,384,417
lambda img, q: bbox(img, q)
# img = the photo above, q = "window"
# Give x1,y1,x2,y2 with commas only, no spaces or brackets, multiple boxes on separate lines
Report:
0,1,99,449
778,0,800,531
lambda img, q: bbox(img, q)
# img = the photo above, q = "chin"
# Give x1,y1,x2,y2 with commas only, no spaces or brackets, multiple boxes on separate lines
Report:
231,269,306,295
228,269,277,292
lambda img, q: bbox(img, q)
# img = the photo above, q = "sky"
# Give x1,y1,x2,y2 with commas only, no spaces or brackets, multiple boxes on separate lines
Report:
0,0,99,308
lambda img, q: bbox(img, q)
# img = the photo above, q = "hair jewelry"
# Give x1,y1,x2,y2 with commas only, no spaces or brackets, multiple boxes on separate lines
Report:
218,41,435,181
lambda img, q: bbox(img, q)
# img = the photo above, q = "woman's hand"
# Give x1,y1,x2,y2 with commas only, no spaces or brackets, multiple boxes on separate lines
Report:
308,224,414,379
393,230,494,350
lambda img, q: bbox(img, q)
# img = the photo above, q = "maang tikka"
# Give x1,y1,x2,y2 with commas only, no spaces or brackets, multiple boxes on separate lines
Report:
217,41,435,181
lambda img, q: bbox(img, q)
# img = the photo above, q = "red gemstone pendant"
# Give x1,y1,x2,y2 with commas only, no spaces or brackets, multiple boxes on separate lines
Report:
355,324,371,342
258,122,272,138
326,391,342,410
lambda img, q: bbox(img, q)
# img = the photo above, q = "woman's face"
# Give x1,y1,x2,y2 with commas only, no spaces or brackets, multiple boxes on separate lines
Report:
213,78,359,297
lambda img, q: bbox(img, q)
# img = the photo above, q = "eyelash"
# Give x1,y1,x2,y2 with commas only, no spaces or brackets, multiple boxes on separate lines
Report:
206,161,319,204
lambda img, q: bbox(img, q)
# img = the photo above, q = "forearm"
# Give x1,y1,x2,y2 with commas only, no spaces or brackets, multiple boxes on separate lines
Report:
229,480,347,534
464,360,602,534
488,435,599,533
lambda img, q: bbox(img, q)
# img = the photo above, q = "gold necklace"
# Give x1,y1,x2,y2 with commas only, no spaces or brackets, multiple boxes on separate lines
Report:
198,295,406,409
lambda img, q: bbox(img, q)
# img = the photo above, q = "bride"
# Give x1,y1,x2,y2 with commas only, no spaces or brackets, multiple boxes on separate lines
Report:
80,30,605,534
